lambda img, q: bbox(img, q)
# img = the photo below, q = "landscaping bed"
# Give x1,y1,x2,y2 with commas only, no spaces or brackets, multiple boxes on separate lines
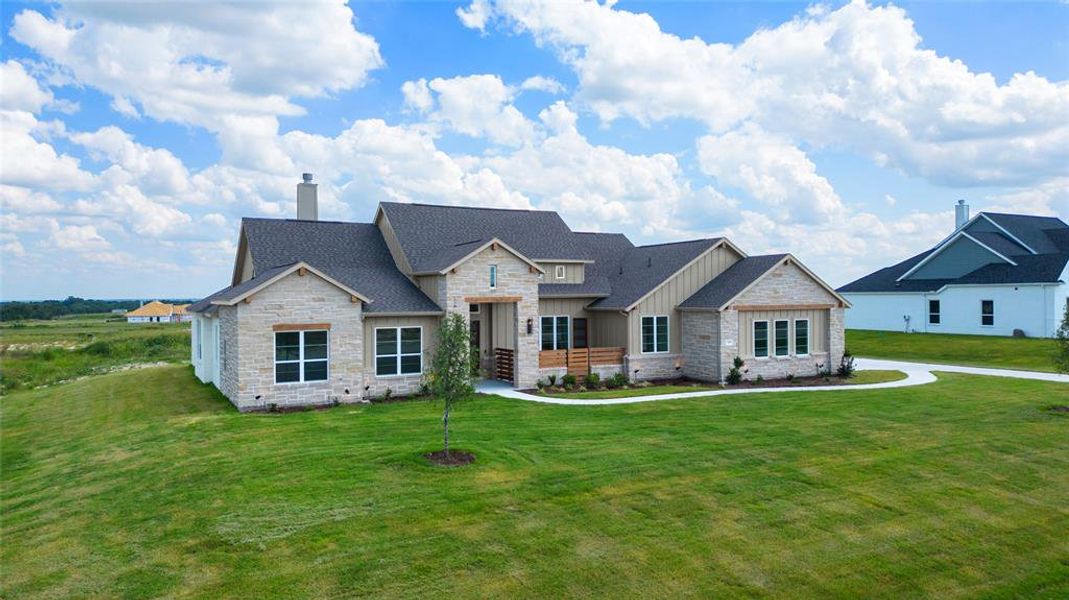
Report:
528,370,907,399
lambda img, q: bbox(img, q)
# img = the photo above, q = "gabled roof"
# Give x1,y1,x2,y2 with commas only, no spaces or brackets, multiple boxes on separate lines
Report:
193,219,441,314
587,238,729,310
377,202,592,273
679,254,788,310
839,211,1069,293
896,230,1017,282
126,300,175,317
434,238,545,275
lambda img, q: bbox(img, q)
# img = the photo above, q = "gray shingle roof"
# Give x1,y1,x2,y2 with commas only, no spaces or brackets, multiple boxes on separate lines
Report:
191,219,441,314
679,254,788,310
188,264,296,313
588,238,724,310
538,277,613,298
838,212,1069,293
379,202,593,272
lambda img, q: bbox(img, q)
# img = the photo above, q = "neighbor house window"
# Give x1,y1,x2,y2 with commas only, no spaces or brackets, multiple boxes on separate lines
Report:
375,327,422,377
774,320,789,357
753,321,769,358
555,265,566,279
794,319,809,356
489,265,497,289
929,300,940,325
981,300,994,326
540,316,569,350
641,315,669,353
275,330,328,384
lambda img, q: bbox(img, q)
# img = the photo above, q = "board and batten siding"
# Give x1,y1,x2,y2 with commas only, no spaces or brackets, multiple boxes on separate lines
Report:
590,311,628,348
414,275,440,306
361,316,440,370
738,309,828,357
538,262,585,284
538,298,591,319
490,301,516,350
627,245,742,354
375,211,413,275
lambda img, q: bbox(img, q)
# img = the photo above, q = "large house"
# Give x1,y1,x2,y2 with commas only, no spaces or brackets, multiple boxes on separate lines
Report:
189,175,848,411
839,201,1069,337
125,300,191,323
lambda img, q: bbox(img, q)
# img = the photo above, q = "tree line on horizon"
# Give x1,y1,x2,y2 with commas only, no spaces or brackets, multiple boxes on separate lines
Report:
0,297,195,322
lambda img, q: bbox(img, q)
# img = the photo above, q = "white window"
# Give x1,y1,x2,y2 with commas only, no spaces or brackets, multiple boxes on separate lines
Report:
929,300,940,325
274,330,329,384
753,321,769,358
489,264,497,289
555,265,566,279
774,320,789,357
376,327,422,377
540,316,569,350
794,319,809,356
641,315,669,353
981,300,994,326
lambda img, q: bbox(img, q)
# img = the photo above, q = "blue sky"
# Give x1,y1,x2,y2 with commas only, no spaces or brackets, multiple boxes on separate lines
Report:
1,0,1066,300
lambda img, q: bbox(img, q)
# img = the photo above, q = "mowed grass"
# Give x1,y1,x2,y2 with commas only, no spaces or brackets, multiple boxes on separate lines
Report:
0,314,189,392
847,329,1060,372
553,370,908,400
3,366,1068,598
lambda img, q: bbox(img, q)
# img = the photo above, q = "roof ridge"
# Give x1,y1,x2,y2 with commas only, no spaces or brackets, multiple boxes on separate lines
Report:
242,216,373,226
381,201,555,215
635,237,722,249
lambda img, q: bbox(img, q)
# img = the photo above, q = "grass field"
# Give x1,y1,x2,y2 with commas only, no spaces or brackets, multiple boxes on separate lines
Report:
2,365,1067,598
551,370,907,400
0,313,189,392
847,329,1060,372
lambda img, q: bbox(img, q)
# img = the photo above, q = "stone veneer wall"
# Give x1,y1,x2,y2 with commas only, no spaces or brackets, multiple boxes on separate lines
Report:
218,306,240,401
443,245,540,389
625,353,683,382
681,311,720,382
229,271,364,411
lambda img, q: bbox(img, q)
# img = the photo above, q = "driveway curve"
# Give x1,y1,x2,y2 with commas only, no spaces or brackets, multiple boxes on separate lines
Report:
480,358,1068,406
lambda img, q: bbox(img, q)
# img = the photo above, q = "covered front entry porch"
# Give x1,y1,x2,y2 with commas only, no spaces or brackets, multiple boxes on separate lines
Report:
467,297,520,385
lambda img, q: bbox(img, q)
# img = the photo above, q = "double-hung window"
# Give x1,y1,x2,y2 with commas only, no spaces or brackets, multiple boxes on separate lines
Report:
641,315,669,353
540,316,569,350
489,265,497,289
275,330,328,383
794,319,809,356
929,300,941,325
774,320,790,357
981,300,994,326
376,327,422,376
753,321,769,358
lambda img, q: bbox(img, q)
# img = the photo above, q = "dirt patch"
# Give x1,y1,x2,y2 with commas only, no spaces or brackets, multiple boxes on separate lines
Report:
1044,405,1069,414
424,449,476,467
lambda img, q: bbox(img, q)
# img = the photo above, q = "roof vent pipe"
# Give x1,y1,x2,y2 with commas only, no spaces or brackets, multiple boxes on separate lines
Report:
955,199,969,230
297,173,318,221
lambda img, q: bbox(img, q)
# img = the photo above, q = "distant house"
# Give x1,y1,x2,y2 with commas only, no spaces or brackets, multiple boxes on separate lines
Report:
125,301,192,323
839,201,1069,337
188,173,849,412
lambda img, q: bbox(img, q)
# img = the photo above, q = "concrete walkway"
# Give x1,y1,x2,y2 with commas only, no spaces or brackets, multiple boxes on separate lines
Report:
476,358,1068,406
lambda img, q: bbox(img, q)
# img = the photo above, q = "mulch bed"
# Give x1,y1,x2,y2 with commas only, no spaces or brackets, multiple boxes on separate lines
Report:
424,449,476,466
528,375,864,396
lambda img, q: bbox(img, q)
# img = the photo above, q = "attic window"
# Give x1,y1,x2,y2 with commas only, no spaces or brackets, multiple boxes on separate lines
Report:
489,265,498,289
555,265,566,279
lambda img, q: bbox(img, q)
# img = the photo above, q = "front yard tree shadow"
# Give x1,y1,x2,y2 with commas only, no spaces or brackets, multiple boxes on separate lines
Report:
425,312,476,467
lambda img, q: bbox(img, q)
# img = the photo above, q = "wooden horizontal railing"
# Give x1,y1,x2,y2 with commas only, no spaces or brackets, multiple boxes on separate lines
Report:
538,347,624,372
494,347,515,383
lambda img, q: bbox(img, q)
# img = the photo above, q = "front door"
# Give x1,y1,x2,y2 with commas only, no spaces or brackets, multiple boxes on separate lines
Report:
573,318,588,349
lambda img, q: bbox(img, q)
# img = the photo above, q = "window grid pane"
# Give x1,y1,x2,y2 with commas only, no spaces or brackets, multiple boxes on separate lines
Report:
754,322,769,357
276,362,300,383
981,300,994,326
795,320,809,355
400,328,421,354
304,360,328,382
555,316,569,350
541,317,555,351
775,321,789,356
655,316,668,352
641,317,655,353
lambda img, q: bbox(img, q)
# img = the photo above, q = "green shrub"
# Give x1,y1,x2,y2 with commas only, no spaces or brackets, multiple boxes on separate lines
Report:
585,372,601,389
726,356,744,385
608,373,629,389
561,374,577,389
837,351,856,379
547,374,557,387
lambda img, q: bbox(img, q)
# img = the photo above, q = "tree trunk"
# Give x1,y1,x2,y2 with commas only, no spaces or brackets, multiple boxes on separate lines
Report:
443,400,450,457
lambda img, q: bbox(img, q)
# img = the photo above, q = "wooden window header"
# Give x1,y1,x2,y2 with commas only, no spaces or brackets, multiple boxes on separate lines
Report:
463,295,521,303
733,303,836,312
272,323,332,332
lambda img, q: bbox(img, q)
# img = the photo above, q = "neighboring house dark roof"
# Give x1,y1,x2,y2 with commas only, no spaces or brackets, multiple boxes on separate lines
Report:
679,254,788,310
588,238,725,310
191,219,441,314
838,212,1069,293
379,202,593,272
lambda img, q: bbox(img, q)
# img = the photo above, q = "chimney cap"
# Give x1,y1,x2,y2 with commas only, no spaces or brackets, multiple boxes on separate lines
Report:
957,199,965,205
302,172,314,183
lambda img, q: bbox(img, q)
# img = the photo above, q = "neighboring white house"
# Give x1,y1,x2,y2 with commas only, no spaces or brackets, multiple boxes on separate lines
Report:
839,201,1069,338
125,300,192,323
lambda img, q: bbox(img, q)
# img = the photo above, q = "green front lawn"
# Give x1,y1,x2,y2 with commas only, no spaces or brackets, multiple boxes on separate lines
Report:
549,370,907,400
3,365,1067,598
847,329,1060,372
